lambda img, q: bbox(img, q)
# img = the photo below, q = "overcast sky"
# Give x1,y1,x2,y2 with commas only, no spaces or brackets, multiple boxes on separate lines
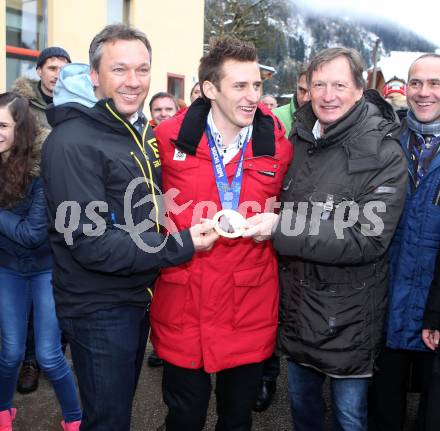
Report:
299,0,440,48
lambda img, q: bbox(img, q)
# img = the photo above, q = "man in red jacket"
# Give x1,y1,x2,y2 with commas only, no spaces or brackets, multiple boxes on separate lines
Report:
150,36,292,431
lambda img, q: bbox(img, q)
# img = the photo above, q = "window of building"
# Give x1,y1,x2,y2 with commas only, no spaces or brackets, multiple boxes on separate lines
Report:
6,0,47,89
107,0,130,24
167,73,185,100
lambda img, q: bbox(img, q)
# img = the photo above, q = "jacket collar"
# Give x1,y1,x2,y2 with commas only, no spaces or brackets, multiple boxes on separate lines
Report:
172,98,277,157
293,90,400,174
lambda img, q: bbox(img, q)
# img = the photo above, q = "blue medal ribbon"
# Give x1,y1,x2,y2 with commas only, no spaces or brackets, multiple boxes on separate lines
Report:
206,124,251,211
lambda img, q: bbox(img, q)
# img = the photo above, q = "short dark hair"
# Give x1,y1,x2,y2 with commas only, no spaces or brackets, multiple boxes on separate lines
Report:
408,53,440,80
149,92,178,111
198,36,257,100
307,47,365,90
89,24,152,71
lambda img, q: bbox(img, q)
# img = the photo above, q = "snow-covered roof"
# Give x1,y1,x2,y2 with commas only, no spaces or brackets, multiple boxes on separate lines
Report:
258,63,276,73
258,63,276,80
371,51,428,82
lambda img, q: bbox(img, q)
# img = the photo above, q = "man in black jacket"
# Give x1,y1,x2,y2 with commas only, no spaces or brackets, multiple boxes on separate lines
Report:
42,24,217,431
244,47,407,431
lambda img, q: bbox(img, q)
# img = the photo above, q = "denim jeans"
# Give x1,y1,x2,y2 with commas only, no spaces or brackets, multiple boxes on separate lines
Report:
0,267,81,422
60,305,149,431
288,360,369,431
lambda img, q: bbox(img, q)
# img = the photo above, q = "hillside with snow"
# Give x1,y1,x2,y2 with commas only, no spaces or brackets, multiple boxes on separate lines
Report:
204,0,438,95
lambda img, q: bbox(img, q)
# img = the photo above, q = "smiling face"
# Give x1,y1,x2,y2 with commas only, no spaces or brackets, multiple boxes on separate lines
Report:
90,38,151,119
37,56,69,97
310,56,363,129
203,59,262,136
0,107,16,159
407,56,440,124
150,96,177,125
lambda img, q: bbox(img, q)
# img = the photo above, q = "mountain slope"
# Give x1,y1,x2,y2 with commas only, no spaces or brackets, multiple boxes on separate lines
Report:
204,0,438,95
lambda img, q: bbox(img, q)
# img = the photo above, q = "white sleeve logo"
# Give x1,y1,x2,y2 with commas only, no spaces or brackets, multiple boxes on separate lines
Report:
173,149,187,161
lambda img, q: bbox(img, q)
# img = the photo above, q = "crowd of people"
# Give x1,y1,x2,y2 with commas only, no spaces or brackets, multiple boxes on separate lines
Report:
1,22,440,431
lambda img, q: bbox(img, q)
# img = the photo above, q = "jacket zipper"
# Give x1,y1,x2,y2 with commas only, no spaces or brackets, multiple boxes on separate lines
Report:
105,103,160,233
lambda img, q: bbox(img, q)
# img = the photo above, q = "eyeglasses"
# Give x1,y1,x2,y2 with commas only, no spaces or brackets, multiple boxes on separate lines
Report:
408,79,440,90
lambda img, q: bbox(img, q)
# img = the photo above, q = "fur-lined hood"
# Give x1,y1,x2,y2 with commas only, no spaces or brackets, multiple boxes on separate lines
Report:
30,127,50,177
12,77,47,111
10,78,50,176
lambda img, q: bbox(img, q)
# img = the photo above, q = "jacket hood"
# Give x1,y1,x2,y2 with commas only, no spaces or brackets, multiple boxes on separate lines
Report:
53,63,97,108
47,98,134,135
161,97,286,158
11,77,46,109
47,63,130,134
30,127,50,177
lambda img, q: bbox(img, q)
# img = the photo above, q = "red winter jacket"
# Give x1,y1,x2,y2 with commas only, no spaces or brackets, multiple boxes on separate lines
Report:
150,99,293,372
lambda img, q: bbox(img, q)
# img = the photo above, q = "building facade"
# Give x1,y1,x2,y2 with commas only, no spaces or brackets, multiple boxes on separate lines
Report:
1,0,204,106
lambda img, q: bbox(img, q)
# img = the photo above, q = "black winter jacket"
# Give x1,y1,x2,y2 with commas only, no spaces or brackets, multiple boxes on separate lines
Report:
42,99,194,318
273,90,408,377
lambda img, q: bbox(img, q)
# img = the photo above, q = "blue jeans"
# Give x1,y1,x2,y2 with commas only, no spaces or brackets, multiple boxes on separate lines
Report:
0,268,81,422
288,360,368,431
60,305,149,431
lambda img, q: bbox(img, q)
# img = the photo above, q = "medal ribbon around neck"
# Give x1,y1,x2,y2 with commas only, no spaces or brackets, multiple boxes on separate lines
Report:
205,124,251,211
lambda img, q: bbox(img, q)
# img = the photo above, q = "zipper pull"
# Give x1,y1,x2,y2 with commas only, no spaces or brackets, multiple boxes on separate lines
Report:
321,194,334,220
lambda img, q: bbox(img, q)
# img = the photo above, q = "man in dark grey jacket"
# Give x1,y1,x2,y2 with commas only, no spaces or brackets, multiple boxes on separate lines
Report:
244,47,407,431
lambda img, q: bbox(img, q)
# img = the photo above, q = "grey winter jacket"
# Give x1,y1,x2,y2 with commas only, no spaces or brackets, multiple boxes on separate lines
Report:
273,90,408,377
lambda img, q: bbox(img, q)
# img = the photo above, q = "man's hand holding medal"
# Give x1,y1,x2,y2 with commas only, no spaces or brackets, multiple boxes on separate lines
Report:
191,210,279,247
192,124,280,246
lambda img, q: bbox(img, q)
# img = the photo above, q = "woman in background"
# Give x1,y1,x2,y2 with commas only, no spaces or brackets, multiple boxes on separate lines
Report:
0,92,81,431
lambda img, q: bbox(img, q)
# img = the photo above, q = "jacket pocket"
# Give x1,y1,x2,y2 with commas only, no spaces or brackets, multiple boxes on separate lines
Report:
242,158,280,185
150,268,191,328
297,281,369,351
239,158,283,213
232,263,278,329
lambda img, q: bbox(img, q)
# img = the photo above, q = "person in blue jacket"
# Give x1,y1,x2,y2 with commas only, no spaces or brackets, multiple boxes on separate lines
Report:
372,53,440,431
0,92,81,431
